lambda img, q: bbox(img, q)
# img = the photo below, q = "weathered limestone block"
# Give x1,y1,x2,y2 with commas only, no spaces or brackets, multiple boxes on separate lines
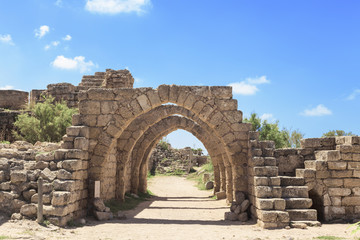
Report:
257,210,289,223
282,186,308,198
0,158,9,170
253,166,278,177
328,188,351,197
324,179,343,187
216,191,226,200
348,161,360,169
52,191,71,206
342,197,360,206
353,154,360,161
328,206,345,215
256,199,274,210
20,203,37,218
330,170,353,178
255,186,273,198
315,150,341,161
224,211,238,221
10,171,27,183
62,159,85,171
79,101,101,114
93,198,106,212
57,169,72,180
94,211,113,221
39,168,57,181
336,136,360,145
344,179,360,187
353,187,360,196
254,177,268,186
328,162,347,170
31,193,52,204
53,179,76,191
35,152,54,162
87,88,115,100
210,86,232,99
74,137,89,151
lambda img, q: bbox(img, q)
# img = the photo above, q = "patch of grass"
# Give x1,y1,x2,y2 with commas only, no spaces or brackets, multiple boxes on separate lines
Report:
155,169,186,176
105,190,155,212
187,162,214,191
0,141,10,144
40,219,51,227
147,171,155,179
0,236,9,240
314,236,345,240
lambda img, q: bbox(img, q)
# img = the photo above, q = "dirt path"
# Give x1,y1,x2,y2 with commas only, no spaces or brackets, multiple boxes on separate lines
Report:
0,176,359,240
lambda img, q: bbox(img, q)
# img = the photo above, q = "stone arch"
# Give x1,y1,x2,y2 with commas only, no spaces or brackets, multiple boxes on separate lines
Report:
112,104,230,201
78,85,250,202
129,115,225,195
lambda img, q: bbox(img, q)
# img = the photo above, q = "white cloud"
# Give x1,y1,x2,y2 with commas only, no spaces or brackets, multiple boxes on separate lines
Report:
0,34,15,45
85,0,151,14
228,82,258,95
301,104,332,117
0,85,14,90
346,89,360,100
44,41,60,50
246,76,270,85
52,41,60,46
35,25,50,39
63,35,72,41
51,55,95,73
228,75,270,96
55,0,62,7
260,113,276,122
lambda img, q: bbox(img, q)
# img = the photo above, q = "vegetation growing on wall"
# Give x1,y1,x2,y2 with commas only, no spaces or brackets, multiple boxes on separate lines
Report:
322,130,355,137
13,96,78,144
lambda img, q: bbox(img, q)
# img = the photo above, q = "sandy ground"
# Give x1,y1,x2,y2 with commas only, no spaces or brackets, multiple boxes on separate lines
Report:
0,175,359,240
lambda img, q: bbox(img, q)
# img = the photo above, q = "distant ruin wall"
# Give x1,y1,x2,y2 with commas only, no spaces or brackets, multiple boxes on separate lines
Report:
0,90,28,110
29,69,134,108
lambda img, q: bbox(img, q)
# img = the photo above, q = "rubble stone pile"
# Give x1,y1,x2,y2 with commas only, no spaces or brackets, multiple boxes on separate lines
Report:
148,143,208,175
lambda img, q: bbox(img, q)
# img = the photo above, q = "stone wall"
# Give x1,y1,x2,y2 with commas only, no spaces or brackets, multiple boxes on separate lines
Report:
0,69,359,229
31,69,135,108
299,136,360,222
0,90,28,110
0,141,88,226
248,136,360,227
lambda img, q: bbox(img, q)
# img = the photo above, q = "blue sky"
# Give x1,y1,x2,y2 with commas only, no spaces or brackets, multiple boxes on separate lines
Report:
0,0,359,151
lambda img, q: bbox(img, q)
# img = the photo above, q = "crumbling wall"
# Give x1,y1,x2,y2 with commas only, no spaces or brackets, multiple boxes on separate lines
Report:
149,144,208,175
0,141,88,226
29,69,135,108
0,90,28,110
299,136,360,222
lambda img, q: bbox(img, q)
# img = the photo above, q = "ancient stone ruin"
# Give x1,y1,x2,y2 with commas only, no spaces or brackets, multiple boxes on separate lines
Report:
0,69,359,228
149,143,208,175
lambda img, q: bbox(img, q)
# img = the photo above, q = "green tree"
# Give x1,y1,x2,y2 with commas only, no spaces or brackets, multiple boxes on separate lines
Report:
322,130,354,137
13,96,78,144
288,129,304,148
244,113,304,148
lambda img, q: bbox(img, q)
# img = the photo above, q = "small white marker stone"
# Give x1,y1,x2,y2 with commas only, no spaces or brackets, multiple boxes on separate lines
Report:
95,181,100,198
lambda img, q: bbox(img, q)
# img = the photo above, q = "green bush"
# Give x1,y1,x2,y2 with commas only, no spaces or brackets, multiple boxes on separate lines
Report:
158,138,169,151
13,96,78,144
244,113,304,148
